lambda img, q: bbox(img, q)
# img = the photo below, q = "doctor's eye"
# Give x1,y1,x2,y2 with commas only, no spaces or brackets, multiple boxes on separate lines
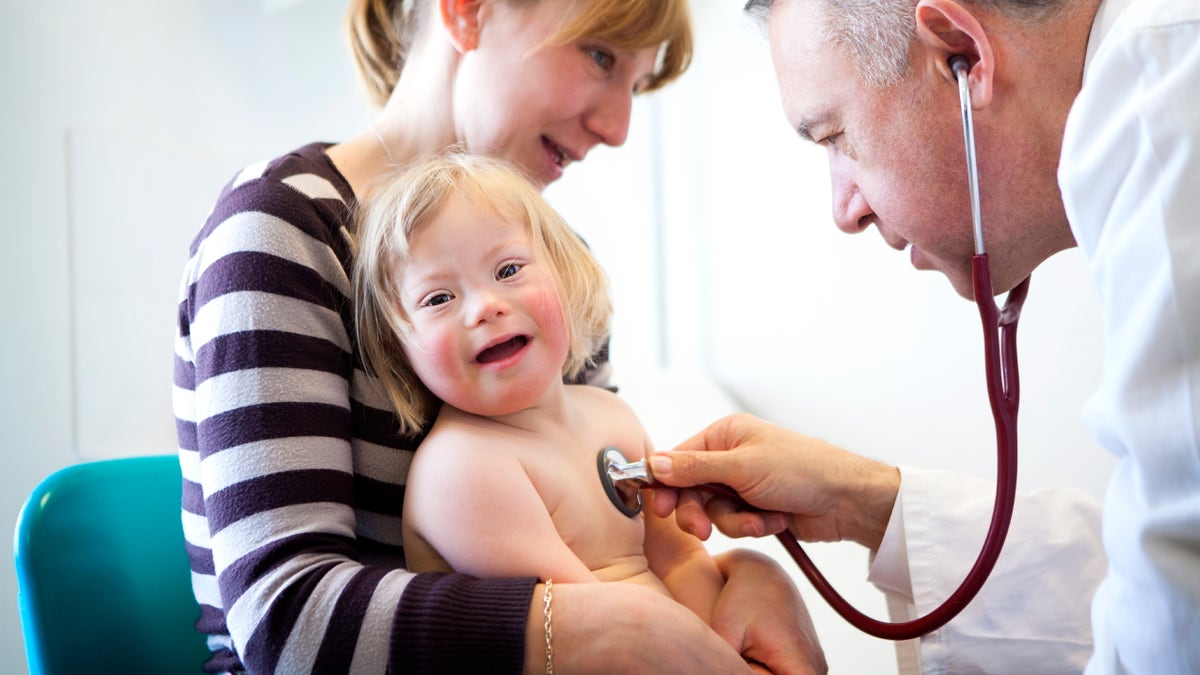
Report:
819,132,843,148
497,262,522,280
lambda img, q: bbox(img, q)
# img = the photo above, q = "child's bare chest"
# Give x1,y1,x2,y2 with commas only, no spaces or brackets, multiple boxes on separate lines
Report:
518,404,651,574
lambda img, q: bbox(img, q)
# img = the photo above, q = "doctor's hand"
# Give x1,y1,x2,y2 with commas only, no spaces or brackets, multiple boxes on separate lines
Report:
650,413,900,550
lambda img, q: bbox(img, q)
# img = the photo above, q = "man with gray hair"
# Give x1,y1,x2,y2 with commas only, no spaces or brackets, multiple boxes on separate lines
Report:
653,0,1200,672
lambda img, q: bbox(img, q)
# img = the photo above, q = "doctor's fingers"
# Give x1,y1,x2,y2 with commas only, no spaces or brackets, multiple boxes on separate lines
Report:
671,412,773,458
662,415,815,495
664,487,714,540
661,487,790,541
703,497,791,539
650,485,682,520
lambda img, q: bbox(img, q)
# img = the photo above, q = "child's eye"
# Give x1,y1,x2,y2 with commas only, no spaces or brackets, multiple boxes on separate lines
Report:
497,262,521,280
423,291,453,307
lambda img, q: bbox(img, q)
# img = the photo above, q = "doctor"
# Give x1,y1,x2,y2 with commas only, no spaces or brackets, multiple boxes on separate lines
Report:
652,0,1200,672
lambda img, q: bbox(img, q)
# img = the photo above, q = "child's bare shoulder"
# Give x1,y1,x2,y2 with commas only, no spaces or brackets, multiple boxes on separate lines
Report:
566,385,649,446
567,383,634,412
417,410,520,461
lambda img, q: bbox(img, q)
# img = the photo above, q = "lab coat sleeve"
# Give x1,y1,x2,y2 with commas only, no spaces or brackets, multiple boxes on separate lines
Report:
868,466,1105,674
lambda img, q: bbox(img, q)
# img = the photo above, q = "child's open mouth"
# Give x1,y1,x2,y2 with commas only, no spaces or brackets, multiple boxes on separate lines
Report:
475,336,530,364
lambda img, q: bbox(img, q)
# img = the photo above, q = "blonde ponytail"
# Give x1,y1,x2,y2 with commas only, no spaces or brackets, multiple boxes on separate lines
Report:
344,0,424,107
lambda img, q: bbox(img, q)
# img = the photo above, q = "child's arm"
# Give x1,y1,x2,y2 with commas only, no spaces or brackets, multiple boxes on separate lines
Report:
643,494,725,624
640,432,726,625
403,432,598,584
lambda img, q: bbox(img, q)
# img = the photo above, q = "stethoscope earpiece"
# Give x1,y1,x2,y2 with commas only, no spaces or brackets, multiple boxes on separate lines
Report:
949,55,972,79
953,54,986,256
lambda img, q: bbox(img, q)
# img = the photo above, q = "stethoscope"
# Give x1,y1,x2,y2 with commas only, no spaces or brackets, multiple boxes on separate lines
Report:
598,56,1032,641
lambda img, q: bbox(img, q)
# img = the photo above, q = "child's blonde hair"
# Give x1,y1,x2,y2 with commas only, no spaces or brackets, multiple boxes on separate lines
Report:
354,153,612,433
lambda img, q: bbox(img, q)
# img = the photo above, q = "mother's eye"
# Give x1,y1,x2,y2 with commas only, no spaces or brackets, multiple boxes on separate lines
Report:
586,47,614,72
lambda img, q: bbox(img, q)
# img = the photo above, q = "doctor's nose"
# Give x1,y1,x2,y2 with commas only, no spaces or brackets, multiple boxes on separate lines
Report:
830,172,874,235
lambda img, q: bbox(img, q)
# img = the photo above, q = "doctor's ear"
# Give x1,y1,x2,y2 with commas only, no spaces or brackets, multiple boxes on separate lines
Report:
915,0,994,107
440,0,483,52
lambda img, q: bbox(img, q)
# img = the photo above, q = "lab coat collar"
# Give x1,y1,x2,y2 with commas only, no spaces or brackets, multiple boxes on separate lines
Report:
1083,0,1137,76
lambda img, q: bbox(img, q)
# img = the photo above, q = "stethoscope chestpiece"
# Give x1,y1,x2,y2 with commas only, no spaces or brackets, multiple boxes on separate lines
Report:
597,447,650,517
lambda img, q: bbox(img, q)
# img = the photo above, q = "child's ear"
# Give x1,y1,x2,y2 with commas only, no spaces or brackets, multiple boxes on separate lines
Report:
914,0,995,107
439,0,483,52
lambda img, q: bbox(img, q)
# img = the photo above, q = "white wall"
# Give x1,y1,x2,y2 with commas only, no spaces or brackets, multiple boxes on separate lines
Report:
2,1,366,670
1,1,1114,673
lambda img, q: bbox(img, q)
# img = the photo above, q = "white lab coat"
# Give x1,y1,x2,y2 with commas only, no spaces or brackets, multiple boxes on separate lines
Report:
870,469,1105,674
869,0,1200,671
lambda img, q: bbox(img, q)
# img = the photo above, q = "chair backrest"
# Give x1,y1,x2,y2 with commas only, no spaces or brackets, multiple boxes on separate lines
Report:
13,455,210,674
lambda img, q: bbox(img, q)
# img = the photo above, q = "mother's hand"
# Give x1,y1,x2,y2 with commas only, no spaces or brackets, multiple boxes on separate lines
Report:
525,581,752,674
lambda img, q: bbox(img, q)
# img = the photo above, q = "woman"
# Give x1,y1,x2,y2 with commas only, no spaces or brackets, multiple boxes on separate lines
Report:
174,0,824,673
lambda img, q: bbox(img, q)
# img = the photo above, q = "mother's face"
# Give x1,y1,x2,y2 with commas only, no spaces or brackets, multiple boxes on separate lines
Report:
450,0,660,188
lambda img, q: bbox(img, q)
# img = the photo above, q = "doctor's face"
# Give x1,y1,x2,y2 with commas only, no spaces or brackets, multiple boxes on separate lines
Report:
765,0,1058,298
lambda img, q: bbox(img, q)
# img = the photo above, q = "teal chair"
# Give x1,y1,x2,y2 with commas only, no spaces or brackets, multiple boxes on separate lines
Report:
13,455,210,674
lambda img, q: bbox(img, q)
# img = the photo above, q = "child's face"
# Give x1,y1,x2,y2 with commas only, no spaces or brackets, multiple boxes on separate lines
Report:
396,193,570,417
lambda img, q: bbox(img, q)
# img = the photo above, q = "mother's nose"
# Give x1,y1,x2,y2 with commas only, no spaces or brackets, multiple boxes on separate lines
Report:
585,88,633,148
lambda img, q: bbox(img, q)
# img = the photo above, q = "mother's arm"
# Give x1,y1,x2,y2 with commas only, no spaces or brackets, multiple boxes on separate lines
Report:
178,158,538,673
522,581,755,674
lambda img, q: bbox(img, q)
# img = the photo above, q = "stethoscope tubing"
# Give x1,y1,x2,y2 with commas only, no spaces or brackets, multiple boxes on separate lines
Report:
752,57,1031,640
778,257,1027,640
673,256,1026,640
645,58,1030,641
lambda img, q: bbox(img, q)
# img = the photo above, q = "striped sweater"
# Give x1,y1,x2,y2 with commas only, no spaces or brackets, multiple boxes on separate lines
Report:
173,143,536,674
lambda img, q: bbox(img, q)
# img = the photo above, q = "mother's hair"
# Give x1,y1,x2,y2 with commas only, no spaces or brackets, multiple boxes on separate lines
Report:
347,0,695,107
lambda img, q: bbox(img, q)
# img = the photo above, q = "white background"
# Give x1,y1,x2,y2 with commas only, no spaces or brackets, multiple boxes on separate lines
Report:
0,1,1113,672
